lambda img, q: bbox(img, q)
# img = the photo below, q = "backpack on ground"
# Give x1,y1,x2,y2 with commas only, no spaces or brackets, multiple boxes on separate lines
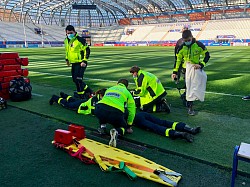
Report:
9,77,32,102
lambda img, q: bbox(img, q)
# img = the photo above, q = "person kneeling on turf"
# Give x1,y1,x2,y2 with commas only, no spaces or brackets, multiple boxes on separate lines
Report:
95,79,136,147
49,88,107,115
133,112,200,143
129,66,170,113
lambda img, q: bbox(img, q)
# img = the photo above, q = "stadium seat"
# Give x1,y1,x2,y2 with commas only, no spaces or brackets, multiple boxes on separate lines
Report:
231,142,250,187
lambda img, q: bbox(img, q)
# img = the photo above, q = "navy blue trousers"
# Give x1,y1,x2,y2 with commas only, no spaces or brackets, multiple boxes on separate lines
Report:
71,63,89,93
133,112,185,137
60,97,86,111
95,103,128,135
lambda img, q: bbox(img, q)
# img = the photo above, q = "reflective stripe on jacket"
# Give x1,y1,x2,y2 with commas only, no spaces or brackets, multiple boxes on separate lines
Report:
173,39,210,73
64,33,90,63
98,83,136,125
77,96,99,115
134,70,165,99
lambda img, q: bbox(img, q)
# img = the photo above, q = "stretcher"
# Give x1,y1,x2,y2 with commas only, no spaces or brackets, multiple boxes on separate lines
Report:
52,124,182,186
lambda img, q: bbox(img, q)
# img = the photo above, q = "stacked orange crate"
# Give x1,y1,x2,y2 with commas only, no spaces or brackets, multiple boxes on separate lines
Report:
0,53,29,99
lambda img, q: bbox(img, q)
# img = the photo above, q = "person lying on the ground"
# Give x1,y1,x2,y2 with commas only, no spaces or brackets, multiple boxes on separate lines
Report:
49,88,107,115
133,112,201,143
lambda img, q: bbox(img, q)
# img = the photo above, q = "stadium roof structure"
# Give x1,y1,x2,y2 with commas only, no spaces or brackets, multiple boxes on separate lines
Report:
0,0,249,27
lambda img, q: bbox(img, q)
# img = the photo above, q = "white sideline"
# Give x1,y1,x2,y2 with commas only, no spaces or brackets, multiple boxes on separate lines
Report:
32,93,43,97
30,71,244,98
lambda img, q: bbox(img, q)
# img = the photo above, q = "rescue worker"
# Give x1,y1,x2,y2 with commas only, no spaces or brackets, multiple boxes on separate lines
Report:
130,66,170,113
133,112,201,143
174,26,189,107
171,30,210,115
64,25,92,99
174,25,189,83
49,88,106,115
95,79,136,147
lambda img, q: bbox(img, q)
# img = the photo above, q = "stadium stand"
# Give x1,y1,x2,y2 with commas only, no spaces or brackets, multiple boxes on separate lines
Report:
39,24,65,41
121,26,155,42
157,15,173,23
142,24,173,41
1,18,250,46
143,17,158,24
0,21,64,43
198,18,250,41
118,18,130,25
86,26,124,43
131,18,144,25
172,14,189,22
0,1,250,47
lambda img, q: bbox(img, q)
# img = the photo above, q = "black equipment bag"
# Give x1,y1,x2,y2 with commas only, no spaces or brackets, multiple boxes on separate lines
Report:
9,77,32,102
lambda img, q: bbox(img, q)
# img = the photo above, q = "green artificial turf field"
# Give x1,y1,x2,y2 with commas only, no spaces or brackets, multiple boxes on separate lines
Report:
1,46,250,186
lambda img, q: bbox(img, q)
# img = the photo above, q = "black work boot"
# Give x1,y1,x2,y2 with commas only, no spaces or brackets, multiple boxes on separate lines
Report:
49,95,60,105
183,125,201,135
172,131,194,143
181,92,187,107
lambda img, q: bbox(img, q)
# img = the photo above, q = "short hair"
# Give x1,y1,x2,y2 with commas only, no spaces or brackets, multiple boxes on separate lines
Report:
95,88,107,96
118,78,129,87
182,30,193,39
65,25,75,32
129,66,140,73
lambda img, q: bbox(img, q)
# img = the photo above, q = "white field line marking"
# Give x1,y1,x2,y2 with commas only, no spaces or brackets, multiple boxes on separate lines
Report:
206,50,242,67
205,91,243,97
223,50,242,58
32,93,43,97
31,71,244,97
155,66,250,73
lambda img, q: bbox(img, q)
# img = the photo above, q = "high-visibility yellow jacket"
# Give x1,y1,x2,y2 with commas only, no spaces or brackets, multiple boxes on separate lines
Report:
98,83,136,125
64,33,90,63
173,38,210,74
134,70,165,99
77,95,100,115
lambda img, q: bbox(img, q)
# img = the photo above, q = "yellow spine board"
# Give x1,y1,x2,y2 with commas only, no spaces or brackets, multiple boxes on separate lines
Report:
55,138,182,186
